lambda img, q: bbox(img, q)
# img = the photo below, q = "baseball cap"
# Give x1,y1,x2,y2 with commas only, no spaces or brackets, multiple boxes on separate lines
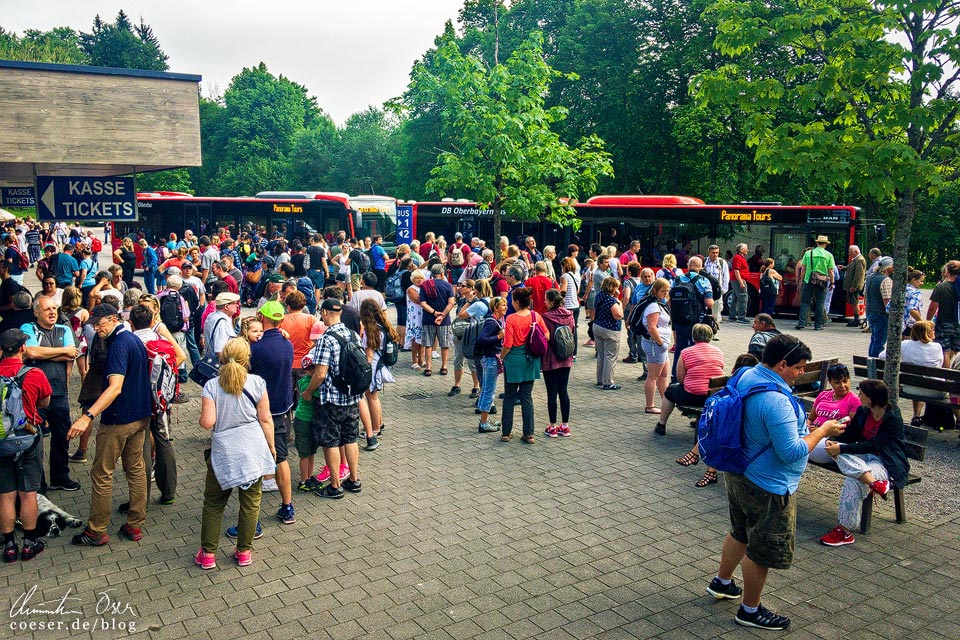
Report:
320,298,343,312
267,273,285,284
89,303,120,324
165,266,181,276
259,300,285,321
215,292,241,306
0,328,28,352
309,322,325,341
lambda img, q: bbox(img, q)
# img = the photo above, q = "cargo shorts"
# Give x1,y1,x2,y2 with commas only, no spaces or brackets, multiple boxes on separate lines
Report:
724,473,796,570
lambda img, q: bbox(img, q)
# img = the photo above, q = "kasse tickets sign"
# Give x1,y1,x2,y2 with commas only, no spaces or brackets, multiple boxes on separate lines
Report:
36,176,137,221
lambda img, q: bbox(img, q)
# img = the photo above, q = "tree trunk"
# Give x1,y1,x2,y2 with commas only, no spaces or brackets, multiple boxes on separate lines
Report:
883,189,916,392
493,205,503,263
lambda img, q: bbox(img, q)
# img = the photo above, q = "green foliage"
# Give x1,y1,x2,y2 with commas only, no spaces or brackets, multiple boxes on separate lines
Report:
401,29,613,242
0,26,87,64
136,169,192,194
79,11,169,71
327,107,399,195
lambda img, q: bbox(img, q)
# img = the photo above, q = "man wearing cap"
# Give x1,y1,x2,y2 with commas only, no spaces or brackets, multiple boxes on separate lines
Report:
303,298,364,499
22,295,81,492
257,273,285,310
248,300,296,524
448,233,471,283
864,257,894,357
419,264,456,376
68,303,152,546
203,292,240,358
0,329,53,562
795,235,837,331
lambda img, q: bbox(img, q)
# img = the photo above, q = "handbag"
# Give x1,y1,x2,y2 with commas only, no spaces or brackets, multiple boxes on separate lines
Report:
188,318,225,387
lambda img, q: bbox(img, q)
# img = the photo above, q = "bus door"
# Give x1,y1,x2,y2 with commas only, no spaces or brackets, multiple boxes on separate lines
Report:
184,203,211,241
770,228,809,309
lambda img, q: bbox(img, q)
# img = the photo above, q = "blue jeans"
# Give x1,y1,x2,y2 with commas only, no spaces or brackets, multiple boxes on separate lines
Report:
867,313,887,358
478,356,499,412
185,324,202,366
760,295,776,316
671,323,694,381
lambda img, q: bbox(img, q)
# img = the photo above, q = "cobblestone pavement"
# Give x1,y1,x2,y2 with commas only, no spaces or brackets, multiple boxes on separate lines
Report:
3,262,958,639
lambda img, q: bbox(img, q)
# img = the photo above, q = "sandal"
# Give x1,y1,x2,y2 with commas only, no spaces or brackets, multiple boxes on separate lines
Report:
439,368,448,376
423,369,432,377
676,451,700,467
910,416,923,427
411,363,422,370
500,434,513,442
696,470,718,488
644,407,661,414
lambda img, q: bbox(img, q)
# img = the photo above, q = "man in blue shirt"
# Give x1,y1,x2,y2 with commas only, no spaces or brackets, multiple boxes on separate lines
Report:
706,335,846,630
53,244,79,289
369,235,388,293
138,239,159,294
670,257,714,380
68,304,152,546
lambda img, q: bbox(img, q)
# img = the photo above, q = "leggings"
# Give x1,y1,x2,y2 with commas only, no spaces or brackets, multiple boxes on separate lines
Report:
542,367,571,424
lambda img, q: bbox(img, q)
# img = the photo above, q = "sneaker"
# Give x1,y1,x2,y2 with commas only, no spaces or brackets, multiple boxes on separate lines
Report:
118,523,143,541
735,604,790,630
172,392,189,404
20,538,45,561
71,529,109,546
315,484,344,499
469,388,480,399
622,356,638,363
557,424,571,437
276,503,296,525
315,466,332,484
226,521,263,540
68,449,87,463
48,479,81,491
233,547,252,567
339,464,350,481
194,548,217,570
706,577,743,600
342,478,362,493
157,496,175,506
365,435,380,451
819,525,855,547
654,423,666,436
2,540,18,563
261,478,279,492
870,480,889,499
478,421,501,433
544,425,559,438
118,502,130,514
447,386,461,396
297,477,319,493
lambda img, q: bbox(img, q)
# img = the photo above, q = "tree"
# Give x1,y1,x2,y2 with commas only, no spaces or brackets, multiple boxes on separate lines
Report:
401,29,613,258
327,107,399,195
0,26,87,64
79,11,169,71
694,0,960,387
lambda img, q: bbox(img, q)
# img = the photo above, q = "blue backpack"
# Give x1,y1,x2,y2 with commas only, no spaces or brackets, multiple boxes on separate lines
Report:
296,277,317,314
697,367,803,475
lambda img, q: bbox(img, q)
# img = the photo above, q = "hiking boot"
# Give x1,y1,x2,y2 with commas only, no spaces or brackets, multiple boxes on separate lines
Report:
194,548,216,570
118,524,143,542
276,503,296,525
297,477,319,493
68,449,87,463
226,521,263,540
72,529,109,546
2,540,18,563
478,421,501,433
870,480,889,499
20,538,45,561
342,478,362,493
734,604,790,630
819,525,855,547
315,484,344,499
706,577,742,600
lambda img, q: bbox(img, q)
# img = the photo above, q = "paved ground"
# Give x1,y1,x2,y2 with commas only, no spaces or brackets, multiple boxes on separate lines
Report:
3,250,959,639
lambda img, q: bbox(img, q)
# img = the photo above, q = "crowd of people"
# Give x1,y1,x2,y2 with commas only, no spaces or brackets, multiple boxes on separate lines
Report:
0,217,947,633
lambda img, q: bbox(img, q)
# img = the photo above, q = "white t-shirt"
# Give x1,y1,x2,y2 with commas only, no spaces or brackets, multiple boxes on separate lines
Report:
641,300,671,346
349,289,387,312
881,340,943,368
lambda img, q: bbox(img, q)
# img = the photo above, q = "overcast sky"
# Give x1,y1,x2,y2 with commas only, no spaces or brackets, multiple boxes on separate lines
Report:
4,0,467,124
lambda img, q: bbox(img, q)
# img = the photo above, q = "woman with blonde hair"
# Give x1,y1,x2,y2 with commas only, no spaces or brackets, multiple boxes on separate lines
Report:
881,320,947,424
405,270,427,369
196,338,276,570
657,253,680,282
113,237,137,288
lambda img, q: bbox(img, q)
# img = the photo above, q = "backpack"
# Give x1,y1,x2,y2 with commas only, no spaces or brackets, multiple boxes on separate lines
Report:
703,271,722,302
577,270,589,299
697,367,803,474
525,312,549,358
352,249,371,274
14,247,28,271
144,339,178,416
328,331,372,397
385,270,404,301
760,272,777,299
630,280,649,305
460,301,492,360
669,274,705,325
473,261,492,281
159,291,186,333
449,245,465,267
628,294,663,340
378,325,399,368
0,367,37,460
296,277,317,314
551,322,575,359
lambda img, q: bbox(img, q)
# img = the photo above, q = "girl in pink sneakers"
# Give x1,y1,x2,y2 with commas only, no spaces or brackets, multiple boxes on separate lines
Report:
816,379,909,547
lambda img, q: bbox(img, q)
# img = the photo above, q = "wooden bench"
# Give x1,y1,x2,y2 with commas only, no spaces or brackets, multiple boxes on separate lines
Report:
852,355,960,431
676,358,838,424
804,389,926,533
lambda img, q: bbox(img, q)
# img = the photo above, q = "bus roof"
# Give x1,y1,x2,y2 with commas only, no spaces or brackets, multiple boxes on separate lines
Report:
585,195,706,206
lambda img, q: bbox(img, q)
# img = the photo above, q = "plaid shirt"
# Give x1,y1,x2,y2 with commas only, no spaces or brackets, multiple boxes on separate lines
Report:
889,283,923,330
306,322,363,406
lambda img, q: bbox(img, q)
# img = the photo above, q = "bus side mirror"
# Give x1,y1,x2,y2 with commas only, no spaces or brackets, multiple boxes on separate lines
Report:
874,223,888,244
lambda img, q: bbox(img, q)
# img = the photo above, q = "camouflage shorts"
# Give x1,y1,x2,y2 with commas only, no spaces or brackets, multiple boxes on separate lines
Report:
724,473,796,570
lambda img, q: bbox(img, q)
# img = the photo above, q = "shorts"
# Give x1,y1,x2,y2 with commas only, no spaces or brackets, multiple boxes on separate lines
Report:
335,273,347,283
351,273,362,290
586,290,598,310
0,437,44,494
935,322,960,353
314,401,360,449
272,413,290,463
725,473,796,570
453,337,477,372
293,417,319,457
641,337,669,364
307,270,325,289
664,383,707,408
422,323,454,349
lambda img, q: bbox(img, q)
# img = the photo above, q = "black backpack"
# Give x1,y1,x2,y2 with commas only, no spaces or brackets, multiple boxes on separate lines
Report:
378,325,399,368
703,271,722,302
628,294,662,339
159,291,185,333
669,275,704,325
760,272,777,299
328,331,372,397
